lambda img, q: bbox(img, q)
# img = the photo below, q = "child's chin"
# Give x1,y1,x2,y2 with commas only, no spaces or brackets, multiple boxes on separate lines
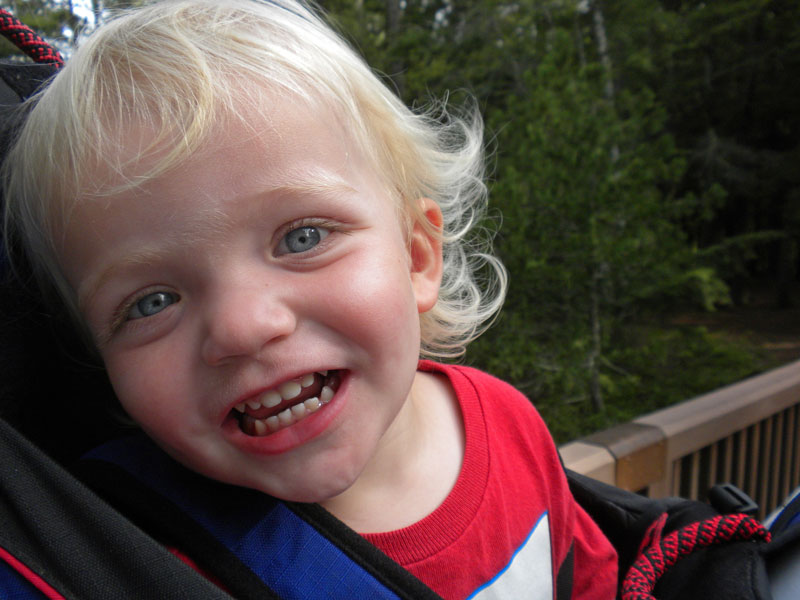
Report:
250,470,362,505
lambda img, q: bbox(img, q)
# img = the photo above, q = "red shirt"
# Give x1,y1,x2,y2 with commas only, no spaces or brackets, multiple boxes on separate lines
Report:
363,361,617,599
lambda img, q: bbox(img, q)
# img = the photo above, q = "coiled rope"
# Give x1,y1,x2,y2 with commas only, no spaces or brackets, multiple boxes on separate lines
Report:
0,8,64,68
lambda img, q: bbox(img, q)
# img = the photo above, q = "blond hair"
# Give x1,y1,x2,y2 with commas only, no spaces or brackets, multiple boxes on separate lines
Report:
3,0,506,357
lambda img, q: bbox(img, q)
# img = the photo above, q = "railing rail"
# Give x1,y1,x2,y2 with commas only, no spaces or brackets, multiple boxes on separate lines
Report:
560,359,800,520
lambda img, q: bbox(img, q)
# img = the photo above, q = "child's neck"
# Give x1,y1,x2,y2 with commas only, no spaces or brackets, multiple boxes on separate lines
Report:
319,370,464,534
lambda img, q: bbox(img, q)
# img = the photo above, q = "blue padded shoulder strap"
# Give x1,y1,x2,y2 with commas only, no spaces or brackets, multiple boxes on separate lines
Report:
81,436,442,600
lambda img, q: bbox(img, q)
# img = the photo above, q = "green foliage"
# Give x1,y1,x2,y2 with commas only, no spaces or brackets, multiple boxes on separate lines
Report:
680,268,732,312
467,312,772,444
544,324,773,443
467,4,720,415
658,0,800,300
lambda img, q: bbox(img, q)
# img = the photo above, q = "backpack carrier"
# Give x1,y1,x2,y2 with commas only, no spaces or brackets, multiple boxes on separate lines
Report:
0,12,796,599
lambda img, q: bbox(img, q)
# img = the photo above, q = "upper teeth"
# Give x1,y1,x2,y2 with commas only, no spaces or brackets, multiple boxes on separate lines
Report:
279,381,302,400
234,371,326,413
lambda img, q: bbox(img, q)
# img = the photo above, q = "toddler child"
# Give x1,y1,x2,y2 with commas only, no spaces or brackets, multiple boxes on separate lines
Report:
2,1,617,598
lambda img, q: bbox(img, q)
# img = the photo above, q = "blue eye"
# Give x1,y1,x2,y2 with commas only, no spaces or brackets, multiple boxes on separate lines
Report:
281,226,329,254
128,291,178,320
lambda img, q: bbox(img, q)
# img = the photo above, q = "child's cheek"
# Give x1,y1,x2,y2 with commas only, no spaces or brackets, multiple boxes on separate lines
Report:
103,334,190,427
348,248,415,310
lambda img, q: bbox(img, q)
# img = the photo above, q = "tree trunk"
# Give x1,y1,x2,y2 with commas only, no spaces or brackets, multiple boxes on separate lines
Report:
586,0,615,413
592,0,618,164
385,0,400,36
591,0,614,104
588,209,605,413
384,0,405,97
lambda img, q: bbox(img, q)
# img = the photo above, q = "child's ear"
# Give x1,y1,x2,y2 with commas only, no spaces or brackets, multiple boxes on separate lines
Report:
409,198,443,314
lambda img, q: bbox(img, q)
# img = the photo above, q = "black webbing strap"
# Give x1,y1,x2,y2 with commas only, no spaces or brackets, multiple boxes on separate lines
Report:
0,420,236,599
287,501,446,600
555,540,574,600
76,457,282,600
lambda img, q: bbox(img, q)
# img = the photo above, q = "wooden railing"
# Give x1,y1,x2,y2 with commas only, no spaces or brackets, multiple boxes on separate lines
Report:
560,359,800,520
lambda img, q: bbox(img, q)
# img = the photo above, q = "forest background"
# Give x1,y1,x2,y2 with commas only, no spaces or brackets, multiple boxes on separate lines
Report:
2,0,799,443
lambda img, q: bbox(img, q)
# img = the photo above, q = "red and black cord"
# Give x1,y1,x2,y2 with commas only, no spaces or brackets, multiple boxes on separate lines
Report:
622,512,771,600
0,8,63,67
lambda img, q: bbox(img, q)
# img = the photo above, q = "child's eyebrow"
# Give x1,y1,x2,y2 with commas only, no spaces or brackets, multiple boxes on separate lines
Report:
77,244,190,314
76,207,233,312
267,170,359,199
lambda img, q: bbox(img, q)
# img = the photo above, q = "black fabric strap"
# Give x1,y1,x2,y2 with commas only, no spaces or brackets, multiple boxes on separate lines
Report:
769,492,800,537
0,420,236,599
555,540,574,600
0,62,57,103
76,458,281,600
287,502,445,600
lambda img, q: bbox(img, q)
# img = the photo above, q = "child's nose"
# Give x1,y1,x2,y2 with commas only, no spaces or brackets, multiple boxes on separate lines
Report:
200,282,296,366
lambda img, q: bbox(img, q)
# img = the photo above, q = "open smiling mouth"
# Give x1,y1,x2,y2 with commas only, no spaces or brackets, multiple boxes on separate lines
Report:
234,370,342,436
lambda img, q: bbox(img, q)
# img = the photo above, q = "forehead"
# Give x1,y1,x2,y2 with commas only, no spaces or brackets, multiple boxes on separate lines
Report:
66,90,392,233
58,93,400,295
84,89,353,192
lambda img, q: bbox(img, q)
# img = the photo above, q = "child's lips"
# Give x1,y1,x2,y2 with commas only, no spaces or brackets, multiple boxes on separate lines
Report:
233,370,342,436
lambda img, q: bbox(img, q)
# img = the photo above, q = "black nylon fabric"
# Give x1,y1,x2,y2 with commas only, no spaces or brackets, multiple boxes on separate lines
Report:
76,457,283,600
0,62,56,102
555,540,574,600
0,420,237,599
0,61,126,465
567,469,774,600
0,63,56,170
653,542,771,600
567,469,685,589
